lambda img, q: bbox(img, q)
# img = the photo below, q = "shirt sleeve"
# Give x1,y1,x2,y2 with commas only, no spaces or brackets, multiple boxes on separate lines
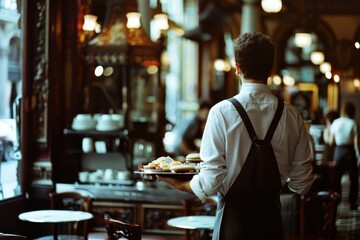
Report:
190,107,227,202
287,117,314,195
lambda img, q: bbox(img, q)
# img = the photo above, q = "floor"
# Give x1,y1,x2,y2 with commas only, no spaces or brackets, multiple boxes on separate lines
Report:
336,175,360,240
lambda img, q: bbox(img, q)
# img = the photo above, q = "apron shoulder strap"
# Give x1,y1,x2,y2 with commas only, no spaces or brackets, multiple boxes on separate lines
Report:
228,98,258,141
228,98,284,142
264,99,284,141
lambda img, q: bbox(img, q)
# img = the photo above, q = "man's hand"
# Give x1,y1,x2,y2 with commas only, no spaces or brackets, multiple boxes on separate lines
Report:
156,175,193,194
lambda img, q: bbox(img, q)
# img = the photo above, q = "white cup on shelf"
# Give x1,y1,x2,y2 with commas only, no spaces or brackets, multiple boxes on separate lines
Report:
117,171,130,180
82,138,93,153
78,171,89,182
104,169,113,181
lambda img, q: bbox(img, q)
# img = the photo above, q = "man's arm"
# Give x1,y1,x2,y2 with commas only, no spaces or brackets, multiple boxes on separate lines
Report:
156,175,193,194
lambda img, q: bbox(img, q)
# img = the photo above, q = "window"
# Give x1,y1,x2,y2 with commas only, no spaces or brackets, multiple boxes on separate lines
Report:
0,0,22,200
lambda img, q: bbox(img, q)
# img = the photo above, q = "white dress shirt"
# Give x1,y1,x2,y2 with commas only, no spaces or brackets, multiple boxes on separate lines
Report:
330,117,357,146
190,83,314,202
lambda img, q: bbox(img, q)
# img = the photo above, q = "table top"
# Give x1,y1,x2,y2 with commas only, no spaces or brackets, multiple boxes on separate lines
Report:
167,215,215,230
18,210,93,223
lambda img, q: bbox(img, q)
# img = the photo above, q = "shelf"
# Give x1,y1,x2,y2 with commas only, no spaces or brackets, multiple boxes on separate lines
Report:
63,128,129,139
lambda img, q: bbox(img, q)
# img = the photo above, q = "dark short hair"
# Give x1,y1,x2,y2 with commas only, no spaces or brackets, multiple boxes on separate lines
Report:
342,101,356,119
234,32,275,80
325,110,339,124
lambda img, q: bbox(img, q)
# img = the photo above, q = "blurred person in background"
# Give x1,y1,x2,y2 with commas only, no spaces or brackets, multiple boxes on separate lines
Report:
330,101,359,210
172,100,214,156
323,110,339,161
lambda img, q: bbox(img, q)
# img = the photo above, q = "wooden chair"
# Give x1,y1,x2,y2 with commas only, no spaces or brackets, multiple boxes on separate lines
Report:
299,191,340,240
0,233,27,239
104,214,167,240
46,191,94,240
104,214,141,240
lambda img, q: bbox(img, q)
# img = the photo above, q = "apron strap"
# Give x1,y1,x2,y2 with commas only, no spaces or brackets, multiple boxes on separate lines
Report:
228,98,258,141
228,97,284,141
264,99,284,141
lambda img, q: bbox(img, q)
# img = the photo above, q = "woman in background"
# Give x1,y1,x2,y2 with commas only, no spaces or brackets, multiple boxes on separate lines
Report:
330,101,359,210
323,110,339,161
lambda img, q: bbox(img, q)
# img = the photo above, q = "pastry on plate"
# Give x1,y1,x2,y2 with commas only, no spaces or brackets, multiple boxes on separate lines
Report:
143,156,174,171
185,153,202,162
170,164,195,173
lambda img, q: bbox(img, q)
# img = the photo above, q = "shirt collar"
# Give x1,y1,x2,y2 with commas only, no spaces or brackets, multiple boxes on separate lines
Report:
239,83,272,94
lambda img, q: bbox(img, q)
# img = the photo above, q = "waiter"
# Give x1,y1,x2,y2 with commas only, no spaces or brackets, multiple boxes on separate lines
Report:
158,32,313,239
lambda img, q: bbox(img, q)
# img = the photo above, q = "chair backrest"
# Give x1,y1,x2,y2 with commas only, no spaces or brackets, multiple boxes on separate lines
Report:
49,191,94,239
300,191,340,240
0,233,27,239
104,214,141,240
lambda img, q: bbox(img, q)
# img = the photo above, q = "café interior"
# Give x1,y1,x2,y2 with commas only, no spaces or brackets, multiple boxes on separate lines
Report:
0,0,360,239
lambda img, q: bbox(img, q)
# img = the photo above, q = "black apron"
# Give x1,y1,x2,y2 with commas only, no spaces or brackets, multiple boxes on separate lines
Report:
216,98,284,240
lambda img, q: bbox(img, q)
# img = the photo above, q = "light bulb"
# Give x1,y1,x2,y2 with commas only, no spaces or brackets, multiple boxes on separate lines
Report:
261,0,282,13
126,12,141,29
294,33,312,48
83,15,98,31
310,51,325,65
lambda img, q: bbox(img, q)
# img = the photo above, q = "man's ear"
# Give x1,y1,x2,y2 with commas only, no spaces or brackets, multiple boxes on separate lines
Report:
235,63,241,76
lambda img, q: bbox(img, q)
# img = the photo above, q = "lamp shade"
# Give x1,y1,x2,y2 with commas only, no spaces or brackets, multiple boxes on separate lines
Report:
154,13,169,31
83,14,98,31
261,0,282,13
126,12,141,29
294,32,312,48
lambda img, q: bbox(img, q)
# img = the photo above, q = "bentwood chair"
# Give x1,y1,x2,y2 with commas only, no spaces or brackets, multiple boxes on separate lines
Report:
104,214,141,240
104,214,167,240
299,191,340,240
39,191,94,240
0,233,27,239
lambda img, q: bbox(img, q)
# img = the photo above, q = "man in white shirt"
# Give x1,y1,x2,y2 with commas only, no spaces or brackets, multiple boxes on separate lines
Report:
158,32,313,239
330,101,359,210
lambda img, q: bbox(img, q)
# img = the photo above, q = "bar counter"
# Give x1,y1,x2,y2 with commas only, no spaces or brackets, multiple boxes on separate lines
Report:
56,182,194,203
56,182,195,235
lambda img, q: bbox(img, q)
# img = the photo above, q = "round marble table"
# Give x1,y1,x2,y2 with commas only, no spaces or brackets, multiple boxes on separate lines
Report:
167,215,215,240
19,210,93,240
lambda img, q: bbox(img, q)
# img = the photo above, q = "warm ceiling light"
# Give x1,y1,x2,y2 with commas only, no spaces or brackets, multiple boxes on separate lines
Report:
333,74,340,83
83,14,98,31
214,59,231,72
272,75,282,85
283,75,295,86
325,72,332,79
310,51,325,65
354,78,360,88
261,0,282,13
355,42,360,49
319,62,331,74
294,32,312,48
126,12,141,29
154,13,169,31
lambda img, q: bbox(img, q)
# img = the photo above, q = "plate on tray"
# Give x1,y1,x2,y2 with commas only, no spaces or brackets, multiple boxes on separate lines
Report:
134,170,197,180
142,169,171,173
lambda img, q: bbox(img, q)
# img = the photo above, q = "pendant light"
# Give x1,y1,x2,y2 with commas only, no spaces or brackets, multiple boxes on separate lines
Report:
310,51,325,65
83,14,98,31
261,0,282,13
319,62,331,74
295,32,312,48
294,0,312,48
126,12,141,29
